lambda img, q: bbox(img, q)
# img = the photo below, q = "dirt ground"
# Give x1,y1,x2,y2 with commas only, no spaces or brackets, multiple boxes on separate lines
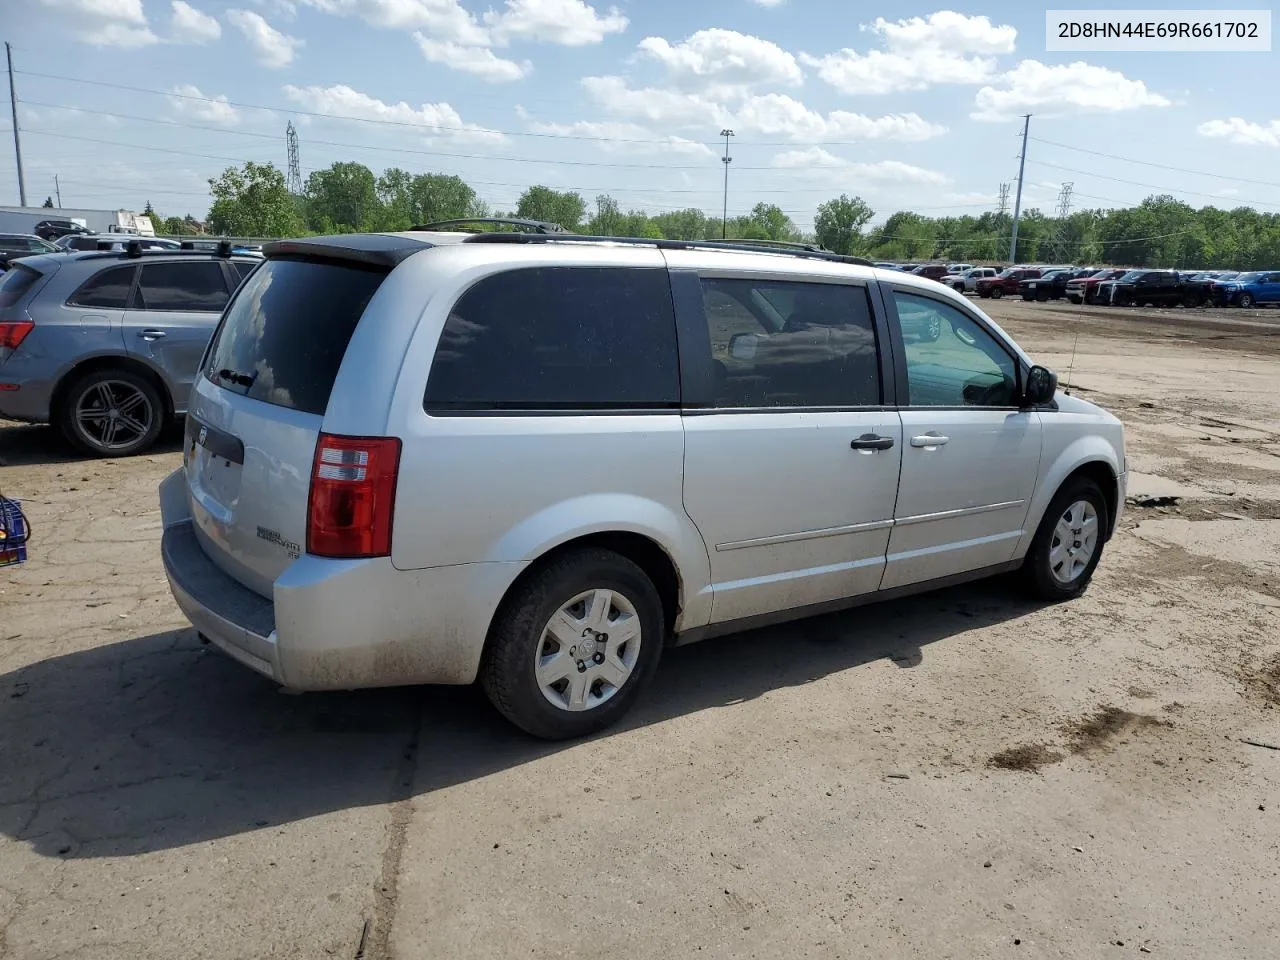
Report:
1,297,1278,959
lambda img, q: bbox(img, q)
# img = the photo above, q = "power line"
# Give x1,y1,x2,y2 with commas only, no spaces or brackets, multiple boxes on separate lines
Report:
1028,159,1280,210
1030,135,1280,189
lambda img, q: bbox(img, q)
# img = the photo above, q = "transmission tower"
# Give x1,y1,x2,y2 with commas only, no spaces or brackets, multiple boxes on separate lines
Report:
1051,182,1074,261
996,182,1010,216
285,121,302,195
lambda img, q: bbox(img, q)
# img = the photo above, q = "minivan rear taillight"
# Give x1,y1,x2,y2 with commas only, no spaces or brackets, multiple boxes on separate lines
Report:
306,433,401,558
0,321,33,350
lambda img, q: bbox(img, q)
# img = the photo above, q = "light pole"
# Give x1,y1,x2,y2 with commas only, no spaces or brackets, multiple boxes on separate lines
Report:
719,128,734,239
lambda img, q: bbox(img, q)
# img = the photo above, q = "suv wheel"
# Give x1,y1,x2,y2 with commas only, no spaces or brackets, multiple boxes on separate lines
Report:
1238,292,1255,309
1022,478,1108,601
482,548,664,739
59,369,164,457
989,286,1004,299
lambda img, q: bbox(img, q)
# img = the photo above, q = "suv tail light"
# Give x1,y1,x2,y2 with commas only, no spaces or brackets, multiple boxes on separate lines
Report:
0,321,34,350
306,433,401,558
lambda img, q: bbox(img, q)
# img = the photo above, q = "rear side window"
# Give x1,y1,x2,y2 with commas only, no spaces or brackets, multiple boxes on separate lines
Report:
69,265,136,308
424,267,679,411
698,277,879,408
204,258,388,415
230,260,259,284
136,261,229,311
0,264,41,308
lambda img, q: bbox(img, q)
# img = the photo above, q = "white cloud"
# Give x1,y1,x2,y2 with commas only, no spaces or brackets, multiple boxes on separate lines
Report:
520,114,715,157
282,83,503,144
734,94,946,142
41,0,159,47
638,28,801,93
226,8,303,66
803,11,1015,95
581,75,731,127
302,0,489,44
252,0,298,18
1197,117,1280,148
771,148,950,185
170,1,221,43
870,11,1017,55
413,33,530,80
972,60,1170,121
305,0,625,47
485,0,627,46
168,83,239,124
750,0,785,6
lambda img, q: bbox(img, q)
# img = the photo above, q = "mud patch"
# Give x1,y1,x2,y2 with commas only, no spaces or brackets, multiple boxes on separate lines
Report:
989,744,1065,772
1064,706,1168,755
1240,656,1280,706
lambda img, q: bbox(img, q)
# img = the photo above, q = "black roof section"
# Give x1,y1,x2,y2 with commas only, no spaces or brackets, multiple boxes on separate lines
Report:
411,217,569,234
262,232,435,268
463,232,874,268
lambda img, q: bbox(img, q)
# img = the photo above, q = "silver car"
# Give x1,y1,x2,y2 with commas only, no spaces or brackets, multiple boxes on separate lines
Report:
0,246,260,455
159,232,1127,739
949,266,999,293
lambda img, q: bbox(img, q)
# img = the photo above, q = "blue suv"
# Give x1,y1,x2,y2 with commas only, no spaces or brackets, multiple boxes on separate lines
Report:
1213,271,1280,308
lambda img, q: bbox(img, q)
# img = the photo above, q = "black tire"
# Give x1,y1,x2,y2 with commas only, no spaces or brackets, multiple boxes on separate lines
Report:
1067,295,1082,304
58,369,165,457
1182,291,1201,308
481,548,665,740
1021,478,1109,602
978,289,991,299
1239,293,1255,309
989,286,1004,299
1036,291,1049,302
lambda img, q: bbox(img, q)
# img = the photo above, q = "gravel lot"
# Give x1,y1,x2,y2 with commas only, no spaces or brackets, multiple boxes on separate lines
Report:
2,297,1278,959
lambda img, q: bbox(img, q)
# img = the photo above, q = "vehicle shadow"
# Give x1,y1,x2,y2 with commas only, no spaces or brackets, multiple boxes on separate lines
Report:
0,420,183,467
0,582,1039,860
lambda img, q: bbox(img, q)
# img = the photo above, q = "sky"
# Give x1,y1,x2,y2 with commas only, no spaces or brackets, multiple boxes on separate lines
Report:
4,0,1279,231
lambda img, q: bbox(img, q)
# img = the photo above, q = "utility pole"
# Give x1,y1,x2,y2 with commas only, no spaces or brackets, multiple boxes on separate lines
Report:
719,128,734,239
6,42,26,207
1008,114,1031,263
54,174,61,207
996,182,1010,217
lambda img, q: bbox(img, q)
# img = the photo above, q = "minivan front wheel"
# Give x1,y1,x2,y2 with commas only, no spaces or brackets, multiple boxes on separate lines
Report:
60,369,164,457
482,548,664,739
1022,479,1108,601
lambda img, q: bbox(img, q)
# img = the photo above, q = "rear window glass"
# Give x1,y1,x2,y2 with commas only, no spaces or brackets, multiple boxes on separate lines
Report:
424,267,679,411
204,258,387,416
137,261,229,311
69,265,136,308
230,260,259,284
0,264,41,308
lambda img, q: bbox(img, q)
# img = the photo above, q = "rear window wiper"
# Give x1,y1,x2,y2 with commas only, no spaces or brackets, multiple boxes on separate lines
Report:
216,368,256,388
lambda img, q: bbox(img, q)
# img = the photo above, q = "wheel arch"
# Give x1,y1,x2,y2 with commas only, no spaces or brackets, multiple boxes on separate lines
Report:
51,353,175,425
1017,441,1123,559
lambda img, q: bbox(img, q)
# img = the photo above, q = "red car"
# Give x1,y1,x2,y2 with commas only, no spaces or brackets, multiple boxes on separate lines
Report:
976,267,1041,298
910,263,950,281
1065,269,1127,304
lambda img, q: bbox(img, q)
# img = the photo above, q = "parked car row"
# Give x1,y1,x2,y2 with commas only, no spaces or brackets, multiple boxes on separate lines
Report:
946,264,1279,309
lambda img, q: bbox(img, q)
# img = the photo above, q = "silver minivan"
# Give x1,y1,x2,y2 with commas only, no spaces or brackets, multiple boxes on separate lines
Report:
160,231,1126,739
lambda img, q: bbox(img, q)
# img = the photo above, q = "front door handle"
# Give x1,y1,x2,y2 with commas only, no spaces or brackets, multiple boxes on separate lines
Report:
850,434,895,452
138,329,167,341
910,433,950,448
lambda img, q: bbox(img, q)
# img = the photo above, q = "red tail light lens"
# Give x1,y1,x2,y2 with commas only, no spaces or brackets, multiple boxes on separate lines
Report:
0,321,34,350
306,433,401,558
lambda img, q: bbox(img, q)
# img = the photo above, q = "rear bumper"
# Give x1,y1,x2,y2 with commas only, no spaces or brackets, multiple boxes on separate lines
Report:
159,469,527,690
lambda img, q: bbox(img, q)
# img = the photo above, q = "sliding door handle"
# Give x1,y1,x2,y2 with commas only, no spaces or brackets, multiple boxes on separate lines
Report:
910,433,950,447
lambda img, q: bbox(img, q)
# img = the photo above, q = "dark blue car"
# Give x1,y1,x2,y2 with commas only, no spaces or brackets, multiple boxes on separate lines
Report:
1213,270,1280,308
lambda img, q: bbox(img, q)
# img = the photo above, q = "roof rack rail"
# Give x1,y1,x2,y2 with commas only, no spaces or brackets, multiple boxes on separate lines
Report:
411,217,571,235
463,232,873,268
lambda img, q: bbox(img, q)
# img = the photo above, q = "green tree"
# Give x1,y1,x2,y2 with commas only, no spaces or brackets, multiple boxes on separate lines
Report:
207,161,301,237
142,200,157,219
516,185,586,231
814,195,874,254
588,194,621,235
746,202,800,242
305,162,379,233
651,208,707,240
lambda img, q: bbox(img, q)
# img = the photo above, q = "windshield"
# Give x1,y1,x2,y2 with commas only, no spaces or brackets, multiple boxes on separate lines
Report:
1115,271,1143,281
1234,272,1262,282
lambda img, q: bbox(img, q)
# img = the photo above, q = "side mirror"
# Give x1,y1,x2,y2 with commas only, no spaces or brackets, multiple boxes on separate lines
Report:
728,333,759,361
1023,364,1058,406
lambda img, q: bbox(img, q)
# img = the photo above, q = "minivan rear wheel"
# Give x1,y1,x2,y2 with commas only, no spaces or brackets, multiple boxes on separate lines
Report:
1022,478,1108,601
59,369,164,457
482,548,664,739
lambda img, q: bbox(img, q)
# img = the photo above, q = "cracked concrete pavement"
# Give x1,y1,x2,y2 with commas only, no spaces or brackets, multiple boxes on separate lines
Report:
1,298,1278,959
